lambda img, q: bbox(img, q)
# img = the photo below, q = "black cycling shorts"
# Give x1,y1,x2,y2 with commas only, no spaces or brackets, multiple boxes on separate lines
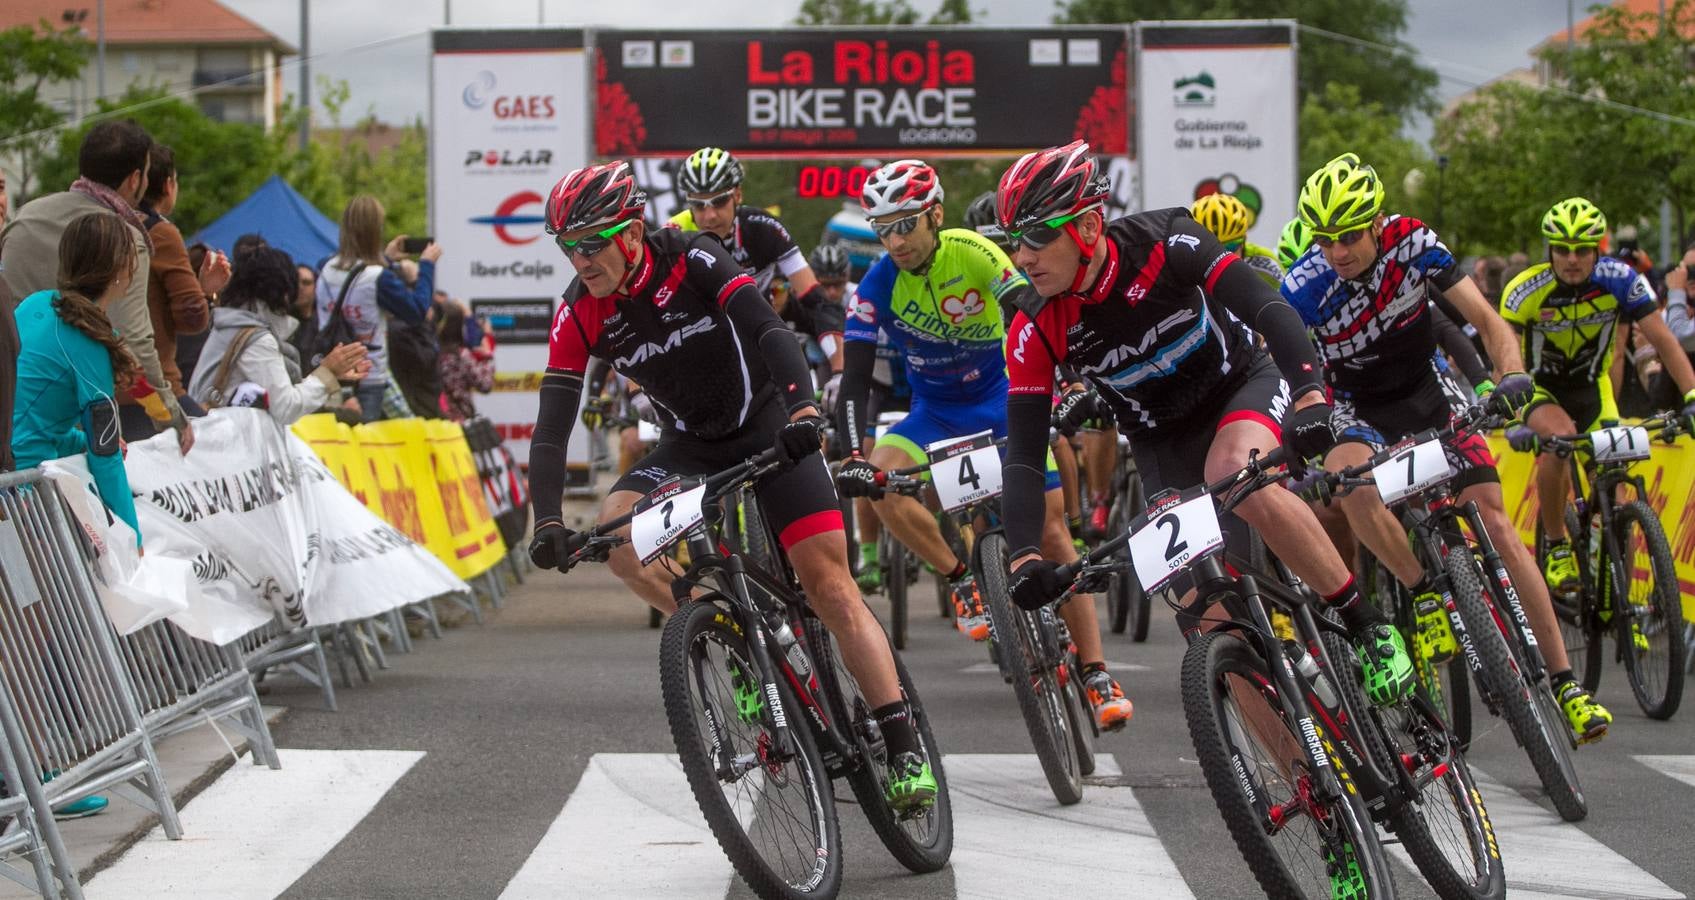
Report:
612,399,844,550
1128,354,1291,577
1331,367,1498,491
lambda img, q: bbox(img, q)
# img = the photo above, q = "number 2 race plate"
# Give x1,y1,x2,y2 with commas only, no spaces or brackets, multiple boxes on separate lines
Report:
925,430,1002,512
1126,489,1224,593
631,480,707,564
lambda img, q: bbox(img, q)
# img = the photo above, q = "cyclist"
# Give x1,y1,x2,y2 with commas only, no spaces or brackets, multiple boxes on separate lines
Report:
668,146,845,379
1501,197,1695,598
527,161,936,809
994,141,1417,719
1276,217,1311,272
833,160,1134,731
1191,192,1282,285
1281,154,1611,743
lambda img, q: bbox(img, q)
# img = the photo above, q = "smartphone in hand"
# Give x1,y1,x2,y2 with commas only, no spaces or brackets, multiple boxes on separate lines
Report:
401,236,434,254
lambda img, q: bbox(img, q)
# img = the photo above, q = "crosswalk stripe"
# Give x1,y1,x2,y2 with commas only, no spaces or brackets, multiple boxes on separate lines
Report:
947,754,1195,900
1632,754,1695,790
1471,767,1683,900
86,749,423,900
498,753,738,899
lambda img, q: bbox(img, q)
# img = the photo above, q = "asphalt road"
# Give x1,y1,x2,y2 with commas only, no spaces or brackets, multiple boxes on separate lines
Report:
216,555,1695,900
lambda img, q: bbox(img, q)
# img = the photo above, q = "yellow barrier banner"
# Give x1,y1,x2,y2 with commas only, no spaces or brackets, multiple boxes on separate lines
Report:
424,419,507,578
1487,432,1695,621
292,413,380,514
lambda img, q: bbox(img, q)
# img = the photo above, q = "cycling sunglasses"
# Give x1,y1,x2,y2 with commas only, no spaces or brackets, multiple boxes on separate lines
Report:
1312,226,1371,249
556,219,635,258
1549,241,1599,256
870,209,930,239
1005,212,1082,251
686,189,736,212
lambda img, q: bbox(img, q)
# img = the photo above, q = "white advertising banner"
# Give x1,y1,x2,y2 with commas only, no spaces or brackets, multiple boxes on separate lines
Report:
430,29,590,466
1135,22,1297,250
47,410,467,645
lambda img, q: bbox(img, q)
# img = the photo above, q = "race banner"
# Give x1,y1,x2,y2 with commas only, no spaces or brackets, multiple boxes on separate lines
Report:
51,409,468,645
1135,21,1297,249
594,27,1131,157
430,28,591,465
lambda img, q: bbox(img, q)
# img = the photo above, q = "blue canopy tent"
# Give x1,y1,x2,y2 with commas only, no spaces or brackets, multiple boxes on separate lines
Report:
191,175,338,267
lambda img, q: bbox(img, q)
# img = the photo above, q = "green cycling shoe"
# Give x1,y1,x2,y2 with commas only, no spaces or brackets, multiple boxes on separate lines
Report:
1329,843,1367,899
885,751,938,812
1357,623,1415,706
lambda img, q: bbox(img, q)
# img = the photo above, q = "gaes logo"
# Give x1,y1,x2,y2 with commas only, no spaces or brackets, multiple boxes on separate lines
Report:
940,289,985,324
460,69,556,120
469,191,546,245
1174,71,1215,107
463,70,497,110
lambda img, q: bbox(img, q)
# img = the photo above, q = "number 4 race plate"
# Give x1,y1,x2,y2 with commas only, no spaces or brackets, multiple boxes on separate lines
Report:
1126,489,1225,593
1371,438,1453,506
925,430,1002,512
630,481,707,564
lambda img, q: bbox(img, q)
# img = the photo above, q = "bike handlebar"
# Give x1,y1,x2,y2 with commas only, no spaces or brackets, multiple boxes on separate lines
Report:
1527,410,1688,458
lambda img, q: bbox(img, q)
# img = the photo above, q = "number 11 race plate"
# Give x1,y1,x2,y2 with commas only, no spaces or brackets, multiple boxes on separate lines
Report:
1126,489,1225,593
925,431,1002,512
630,481,707,564
1590,425,1651,463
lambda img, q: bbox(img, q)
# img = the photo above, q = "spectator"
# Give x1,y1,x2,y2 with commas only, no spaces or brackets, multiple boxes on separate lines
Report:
0,279,14,472
12,212,145,539
0,120,192,451
175,241,214,385
140,144,228,419
0,167,8,232
290,263,318,359
315,195,437,422
189,247,369,425
436,301,494,422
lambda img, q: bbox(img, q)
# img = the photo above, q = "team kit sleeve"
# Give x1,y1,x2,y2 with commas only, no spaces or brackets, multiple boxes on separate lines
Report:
528,296,592,528
835,265,894,447
1003,311,1063,559
1166,216,1324,398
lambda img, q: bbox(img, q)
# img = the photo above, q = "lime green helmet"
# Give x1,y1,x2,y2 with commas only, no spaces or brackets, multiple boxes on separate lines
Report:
1277,218,1312,269
1541,197,1606,246
1297,153,1383,236
678,147,743,195
1191,193,1252,246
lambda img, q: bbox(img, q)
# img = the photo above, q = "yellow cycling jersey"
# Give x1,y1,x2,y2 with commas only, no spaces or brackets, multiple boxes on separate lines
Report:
1239,242,1283,286
1499,257,1657,385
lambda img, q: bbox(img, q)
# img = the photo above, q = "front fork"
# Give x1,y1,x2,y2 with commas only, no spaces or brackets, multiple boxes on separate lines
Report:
1459,499,1550,684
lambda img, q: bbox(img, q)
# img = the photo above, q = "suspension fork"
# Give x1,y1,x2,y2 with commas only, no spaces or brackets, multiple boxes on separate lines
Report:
1459,498,1548,680
1411,499,1490,690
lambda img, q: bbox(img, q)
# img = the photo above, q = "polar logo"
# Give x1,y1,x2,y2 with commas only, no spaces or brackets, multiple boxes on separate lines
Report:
941,290,985,325
851,298,876,323
463,70,496,110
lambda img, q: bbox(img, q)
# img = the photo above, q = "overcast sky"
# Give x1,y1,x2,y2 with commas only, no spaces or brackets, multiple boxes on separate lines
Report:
219,0,1582,138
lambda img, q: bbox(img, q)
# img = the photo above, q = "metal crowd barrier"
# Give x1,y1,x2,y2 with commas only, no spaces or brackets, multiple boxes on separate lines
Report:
236,619,337,712
0,469,184,898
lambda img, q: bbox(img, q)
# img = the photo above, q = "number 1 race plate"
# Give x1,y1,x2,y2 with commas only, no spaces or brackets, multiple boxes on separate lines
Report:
630,480,707,564
1126,488,1225,593
1590,425,1651,463
1371,438,1452,505
925,430,1002,512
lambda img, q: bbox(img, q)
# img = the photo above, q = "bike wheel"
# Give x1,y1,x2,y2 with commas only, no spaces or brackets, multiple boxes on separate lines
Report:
1377,563,1473,750
1613,502,1685,719
979,533,1083,805
1106,502,1132,635
1541,506,1604,693
660,600,842,899
1062,654,1099,776
884,534,909,650
1444,546,1587,822
936,514,965,619
809,617,954,873
1182,630,1397,898
1320,632,1505,899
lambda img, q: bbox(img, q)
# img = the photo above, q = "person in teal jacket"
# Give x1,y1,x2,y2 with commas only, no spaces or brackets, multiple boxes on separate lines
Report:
11,212,146,545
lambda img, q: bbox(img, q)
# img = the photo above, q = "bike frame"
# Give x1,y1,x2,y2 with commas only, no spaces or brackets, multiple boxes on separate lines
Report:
1559,447,1646,621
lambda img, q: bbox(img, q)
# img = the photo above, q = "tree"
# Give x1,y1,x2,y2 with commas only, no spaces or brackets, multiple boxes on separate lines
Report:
795,0,978,25
1300,82,1433,227
0,20,91,201
1053,0,1437,124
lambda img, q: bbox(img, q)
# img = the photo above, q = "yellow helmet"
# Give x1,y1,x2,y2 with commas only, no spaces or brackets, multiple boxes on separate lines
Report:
1541,197,1607,246
1298,153,1383,236
1191,192,1252,246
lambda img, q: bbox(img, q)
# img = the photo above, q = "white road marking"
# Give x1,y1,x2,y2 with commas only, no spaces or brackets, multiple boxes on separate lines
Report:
87,749,423,900
1633,754,1695,791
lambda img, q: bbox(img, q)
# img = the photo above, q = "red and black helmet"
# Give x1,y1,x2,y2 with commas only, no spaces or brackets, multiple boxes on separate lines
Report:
995,140,1112,234
544,161,648,236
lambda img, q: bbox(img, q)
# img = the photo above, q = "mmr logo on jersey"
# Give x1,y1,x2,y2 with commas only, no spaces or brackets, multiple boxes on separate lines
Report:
614,318,718,367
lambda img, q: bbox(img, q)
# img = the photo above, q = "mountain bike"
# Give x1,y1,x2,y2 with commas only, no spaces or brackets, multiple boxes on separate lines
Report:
1060,445,1503,899
1318,406,1584,821
1526,412,1689,719
876,431,1099,806
559,447,953,899
1102,435,1161,641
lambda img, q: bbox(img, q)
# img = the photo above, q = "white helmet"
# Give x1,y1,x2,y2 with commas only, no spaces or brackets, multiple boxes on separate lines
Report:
860,160,944,218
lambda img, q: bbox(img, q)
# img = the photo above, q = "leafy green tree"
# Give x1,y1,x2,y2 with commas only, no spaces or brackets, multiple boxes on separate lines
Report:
1053,0,1436,123
1431,82,1575,255
795,0,978,25
1299,82,1433,225
0,20,91,201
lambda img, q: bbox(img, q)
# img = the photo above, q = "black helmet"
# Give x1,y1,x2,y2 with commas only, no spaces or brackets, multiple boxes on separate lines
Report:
811,243,850,280
963,191,998,233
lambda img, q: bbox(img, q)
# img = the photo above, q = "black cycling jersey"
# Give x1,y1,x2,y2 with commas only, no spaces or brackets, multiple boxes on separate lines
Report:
1001,208,1324,557
672,205,843,345
529,228,818,526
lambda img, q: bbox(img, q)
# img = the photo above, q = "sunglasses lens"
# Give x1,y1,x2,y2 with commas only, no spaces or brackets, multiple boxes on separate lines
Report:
872,214,923,238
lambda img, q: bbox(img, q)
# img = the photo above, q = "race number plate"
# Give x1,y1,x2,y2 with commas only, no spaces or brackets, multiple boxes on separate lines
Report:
925,431,1002,512
1127,490,1225,593
1590,425,1651,463
630,481,707,564
1371,439,1452,505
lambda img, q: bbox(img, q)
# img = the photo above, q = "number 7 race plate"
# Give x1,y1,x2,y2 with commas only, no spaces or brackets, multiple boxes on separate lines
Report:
630,481,707,564
925,430,1002,512
1126,489,1225,593
1370,438,1452,505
